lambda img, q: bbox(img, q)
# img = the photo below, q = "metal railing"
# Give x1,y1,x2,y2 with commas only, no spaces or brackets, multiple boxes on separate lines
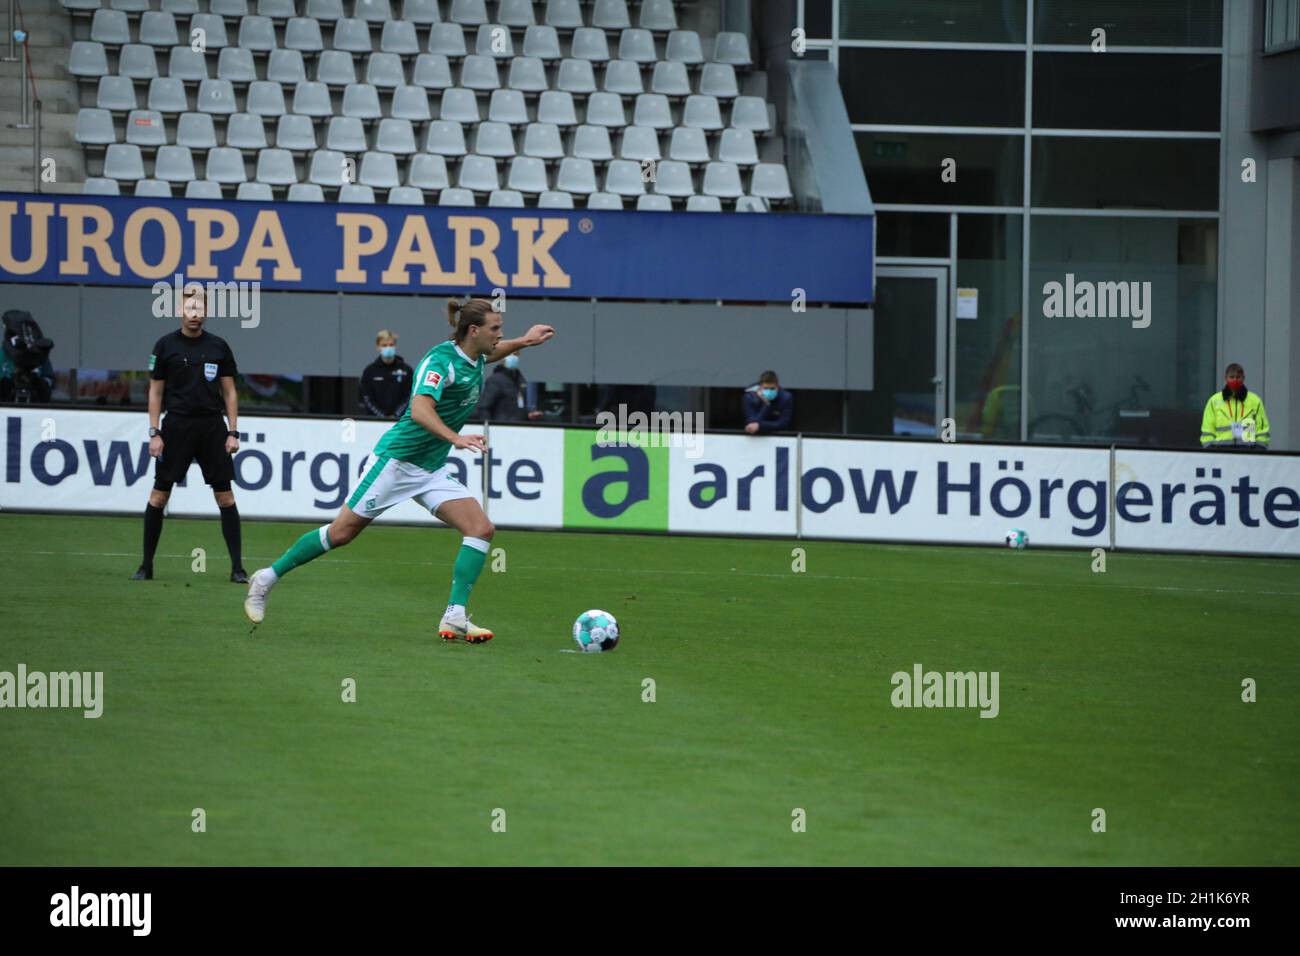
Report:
7,0,43,190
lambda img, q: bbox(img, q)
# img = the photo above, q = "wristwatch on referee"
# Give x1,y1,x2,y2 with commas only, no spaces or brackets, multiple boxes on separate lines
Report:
148,427,160,438
227,430,241,439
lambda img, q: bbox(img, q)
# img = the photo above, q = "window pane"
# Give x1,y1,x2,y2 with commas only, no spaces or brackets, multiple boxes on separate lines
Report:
1034,0,1223,46
839,0,1026,43
876,212,950,257
1033,53,1220,131
840,49,1025,126
856,131,1024,205
1031,137,1218,210
804,0,832,39
1027,217,1217,447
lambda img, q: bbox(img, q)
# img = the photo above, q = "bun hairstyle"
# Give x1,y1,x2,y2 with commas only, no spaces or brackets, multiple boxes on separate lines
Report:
446,297,495,343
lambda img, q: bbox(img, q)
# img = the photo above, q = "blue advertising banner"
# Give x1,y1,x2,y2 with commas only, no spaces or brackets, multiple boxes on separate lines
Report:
0,193,873,303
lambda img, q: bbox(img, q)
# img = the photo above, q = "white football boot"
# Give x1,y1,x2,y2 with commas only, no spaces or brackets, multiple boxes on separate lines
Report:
438,607,494,644
243,568,278,624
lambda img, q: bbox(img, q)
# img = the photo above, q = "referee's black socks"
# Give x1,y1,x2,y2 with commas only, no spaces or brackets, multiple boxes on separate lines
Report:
141,504,165,572
220,503,244,573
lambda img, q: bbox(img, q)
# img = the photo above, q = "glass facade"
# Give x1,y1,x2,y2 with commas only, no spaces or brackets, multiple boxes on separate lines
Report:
804,0,1222,447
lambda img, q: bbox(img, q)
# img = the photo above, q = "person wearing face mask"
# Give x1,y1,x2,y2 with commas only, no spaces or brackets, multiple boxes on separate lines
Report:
360,330,415,419
474,351,542,422
1201,363,1270,449
742,370,794,435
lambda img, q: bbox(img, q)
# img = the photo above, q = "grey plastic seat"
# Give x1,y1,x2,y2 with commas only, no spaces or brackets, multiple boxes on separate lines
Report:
247,80,287,116
257,0,295,18
473,121,515,157
592,0,630,30
64,0,106,11
555,156,596,194
699,62,739,99
475,23,515,58
91,10,131,46
438,87,480,122
76,108,118,145
255,147,298,184
205,146,249,182
665,29,703,64
652,159,693,196
178,112,219,150
189,14,230,49
210,0,250,16
104,143,145,180
427,23,467,57
154,144,196,181
69,41,110,77
668,125,708,163
391,85,431,120
585,91,626,127
506,156,547,193
412,53,453,88
683,94,722,131
407,153,449,189
305,0,345,20
147,77,187,112
276,113,318,149
308,148,349,185
292,81,334,116
186,179,225,198
750,162,792,201
125,109,167,146
167,45,209,80
572,124,612,162
267,48,307,84
326,116,368,151
382,20,420,55
650,61,690,97
636,193,672,210
522,25,561,60
438,187,475,206
603,58,643,95
571,28,609,62
507,57,547,93
735,195,770,212
285,18,324,52
686,194,721,212
713,32,752,67
522,122,563,159
135,179,173,197
197,78,238,114
365,52,404,88
111,0,151,11
226,111,268,148
355,0,392,22
161,0,200,13
488,189,524,207
730,96,770,133
288,182,325,201
83,177,122,195
388,185,425,203
702,160,742,198
342,83,382,119
334,18,373,52
617,28,655,63
317,50,358,86
639,0,676,32
604,159,644,196
537,190,573,208
218,46,258,82
402,0,439,25
487,89,528,125
424,120,466,156
457,153,499,191
497,0,535,28
98,76,138,111
119,45,159,80
376,118,417,154
139,11,179,46
236,181,273,199
449,0,487,25
586,191,622,209
339,183,377,202
239,16,277,52
633,93,672,129
543,0,582,30
718,127,757,165
618,125,661,161
537,90,576,126
557,57,596,94
460,54,500,90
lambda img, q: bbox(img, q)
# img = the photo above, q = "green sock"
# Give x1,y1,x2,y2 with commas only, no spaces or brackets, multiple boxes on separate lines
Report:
448,538,489,606
271,525,332,578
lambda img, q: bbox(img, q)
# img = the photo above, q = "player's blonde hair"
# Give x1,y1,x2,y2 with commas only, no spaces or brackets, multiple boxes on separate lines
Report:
446,297,495,343
375,329,397,345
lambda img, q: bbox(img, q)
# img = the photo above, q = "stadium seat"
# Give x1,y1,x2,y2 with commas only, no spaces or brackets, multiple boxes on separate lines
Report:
69,41,110,79
317,50,358,87
700,63,739,100
247,81,287,117
457,154,499,191
437,187,475,206
543,0,582,31
257,0,295,18
118,45,159,80
639,0,676,32
633,94,673,130
735,195,770,212
604,159,644,196
683,95,723,131
652,159,693,197
125,109,167,147
702,161,743,198
412,53,454,89
185,179,225,198
461,55,501,91
382,21,420,55
522,25,562,61
388,184,426,204
268,48,307,85
402,0,440,26
586,191,622,209
507,57,548,94
556,156,596,194
210,0,250,16
292,81,335,117
686,194,722,212
488,89,529,125
592,0,630,30
326,116,367,152
619,125,661,161
76,108,118,146
506,156,548,193
83,177,122,195
288,183,326,201
668,126,709,164
650,61,690,98
498,0,536,28
154,144,197,182
110,0,149,9
750,163,792,201
475,23,515,58
236,181,273,200
218,47,258,83
407,153,449,189
714,32,753,67
618,29,656,64
355,0,392,23
366,53,405,89
585,92,626,128
731,96,771,133
537,90,577,126
665,30,703,65
473,121,516,158
167,45,209,81
137,176,176,194
147,77,187,113
342,84,383,119
377,118,417,154
177,112,218,149
339,183,377,202
305,0,345,20
537,190,574,208
226,112,269,149
104,143,145,181
439,87,480,123
284,18,324,52
488,189,524,207
449,0,488,25
718,128,757,165
557,58,597,95
205,146,249,182
571,28,610,62
636,193,672,210
391,85,432,121
276,114,318,150
522,122,563,159
573,124,613,162
239,16,277,52
424,120,466,156
189,14,230,49
90,10,131,47
161,0,200,13
308,148,349,185
255,147,298,185
603,59,643,95
64,0,105,11
334,18,374,53
428,23,468,58
197,79,238,115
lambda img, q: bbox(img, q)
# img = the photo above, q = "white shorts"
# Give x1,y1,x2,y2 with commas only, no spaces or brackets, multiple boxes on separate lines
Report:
346,456,474,519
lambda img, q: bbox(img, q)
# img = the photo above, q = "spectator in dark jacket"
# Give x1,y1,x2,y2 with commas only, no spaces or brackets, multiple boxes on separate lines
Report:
359,330,414,418
743,370,794,434
475,354,542,423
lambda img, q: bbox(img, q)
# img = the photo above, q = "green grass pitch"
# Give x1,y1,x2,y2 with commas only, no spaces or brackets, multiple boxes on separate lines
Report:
1,512,1297,866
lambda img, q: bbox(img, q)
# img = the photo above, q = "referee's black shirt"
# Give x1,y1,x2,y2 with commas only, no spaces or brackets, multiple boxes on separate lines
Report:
149,329,238,416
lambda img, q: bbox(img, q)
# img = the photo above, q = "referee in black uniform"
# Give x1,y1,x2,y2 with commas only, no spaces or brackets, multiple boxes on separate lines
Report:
132,293,247,583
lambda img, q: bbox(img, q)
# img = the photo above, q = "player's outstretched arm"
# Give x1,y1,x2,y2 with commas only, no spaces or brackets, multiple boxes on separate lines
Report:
486,324,555,363
410,394,486,453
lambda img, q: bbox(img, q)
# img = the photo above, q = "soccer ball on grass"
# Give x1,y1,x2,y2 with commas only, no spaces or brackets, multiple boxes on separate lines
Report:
1005,529,1029,550
573,609,620,653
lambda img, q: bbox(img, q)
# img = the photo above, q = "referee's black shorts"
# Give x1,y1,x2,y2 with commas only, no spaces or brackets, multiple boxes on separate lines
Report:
156,413,235,489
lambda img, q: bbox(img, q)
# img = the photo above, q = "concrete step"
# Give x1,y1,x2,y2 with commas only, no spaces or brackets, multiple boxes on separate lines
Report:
0,111,77,146
0,180,82,194
0,144,85,187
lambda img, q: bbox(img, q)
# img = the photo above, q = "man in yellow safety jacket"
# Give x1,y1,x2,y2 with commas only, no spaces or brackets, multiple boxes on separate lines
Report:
1201,363,1270,449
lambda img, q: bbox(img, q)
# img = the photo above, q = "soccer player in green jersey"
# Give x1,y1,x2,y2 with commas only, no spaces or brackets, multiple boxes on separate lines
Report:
243,298,555,642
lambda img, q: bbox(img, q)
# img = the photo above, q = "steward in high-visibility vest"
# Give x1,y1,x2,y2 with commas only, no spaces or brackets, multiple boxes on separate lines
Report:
1201,364,1270,448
